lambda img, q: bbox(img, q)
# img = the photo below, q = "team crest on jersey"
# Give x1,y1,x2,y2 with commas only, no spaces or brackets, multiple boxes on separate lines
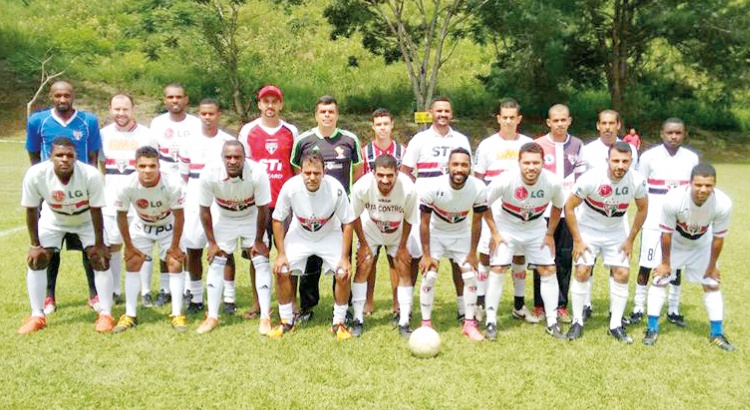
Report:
164,129,174,140
72,131,83,141
666,180,679,190
265,142,278,154
136,199,149,209
519,204,535,221
598,184,613,197
567,154,579,165
52,190,65,202
374,219,401,234
514,187,529,201
298,216,328,232
334,146,346,159
544,154,554,165
116,159,129,173
603,199,619,217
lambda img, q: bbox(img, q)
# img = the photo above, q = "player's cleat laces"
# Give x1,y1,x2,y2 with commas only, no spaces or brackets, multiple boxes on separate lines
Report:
709,334,736,352
485,322,498,341
197,317,220,334
95,314,115,333
608,326,634,344
267,321,295,339
666,313,687,327
462,320,485,342
566,322,584,340
114,315,137,333
171,314,189,332
332,323,353,341
18,316,46,335
643,329,658,346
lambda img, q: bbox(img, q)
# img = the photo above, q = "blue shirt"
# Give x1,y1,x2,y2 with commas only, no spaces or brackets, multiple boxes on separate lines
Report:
26,108,102,164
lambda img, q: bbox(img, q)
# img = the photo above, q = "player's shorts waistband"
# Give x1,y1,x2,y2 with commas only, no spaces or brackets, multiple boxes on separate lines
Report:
135,222,174,235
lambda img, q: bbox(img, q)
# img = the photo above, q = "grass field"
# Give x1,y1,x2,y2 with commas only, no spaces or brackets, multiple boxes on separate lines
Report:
1,141,748,409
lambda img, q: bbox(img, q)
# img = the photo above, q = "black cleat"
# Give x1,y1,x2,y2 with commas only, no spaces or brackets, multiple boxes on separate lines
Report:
582,305,593,323
296,309,314,323
643,329,658,346
187,302,205,314
113,293,123,305
223,302,237,315
667,313,687,327
629,311,644,325
351,320,364,337
155,290,171,307
566,322,584,340
141,292,154,308
398,324,412,339
457,312,466,323
709,334,736,352
546,323,566,340
608,326,634,344
485,322,498,341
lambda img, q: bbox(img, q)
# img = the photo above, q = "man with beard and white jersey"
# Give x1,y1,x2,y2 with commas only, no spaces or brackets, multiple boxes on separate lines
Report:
474,98,535,325
178,99,236,314
401,97,472,322
629,118,699,326
350,154,418,337
266,151,355,340
418,148,488,342
643,163,735,351
19,137,114,335
100,94,158,306
483,143,566,340
149,83,201,307
195,141,271,334
238,85,299,319
112,146,188,333
564,142,647,344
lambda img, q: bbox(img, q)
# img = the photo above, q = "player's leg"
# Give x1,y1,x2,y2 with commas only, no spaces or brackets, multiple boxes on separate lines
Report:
531,269,544,321
186,248,205,313
222,254,238,315
239,253,260,319
703,279,734,351
484,235,514,340
364,247,379,315
419,236,444,327
44,251,61,314
667,270,687,326
78,228,115,333
267,272,295,338
537,265,564,339
114,225,152,334
554,220,573,323
394,252,415,337
298,255,322,322
164,232,188,332
511,255,537,323
199,252,227,334
250,251,273,334
104,214,124,304
18,225,61,334
568,240,596,340
451,260,465,321
633,228,660,323
607,266,633,343
351,242,377,337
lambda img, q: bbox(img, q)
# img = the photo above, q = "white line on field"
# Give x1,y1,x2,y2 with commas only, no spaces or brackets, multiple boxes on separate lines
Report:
0,226,23,237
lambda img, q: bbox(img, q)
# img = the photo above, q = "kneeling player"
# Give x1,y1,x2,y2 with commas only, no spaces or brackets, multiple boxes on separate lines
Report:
113,146,188,333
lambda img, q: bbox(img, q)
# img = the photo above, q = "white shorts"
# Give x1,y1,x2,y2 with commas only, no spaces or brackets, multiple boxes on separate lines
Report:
131,221,182,261
181,210,207,250
638,228,662,268
361,224,422,258
575,229,630,268
429,234,471,265
38,219,96,250
214,213,267,254
285,228,342,274
103,213,133,246
490,230,554,267
656,242,715,286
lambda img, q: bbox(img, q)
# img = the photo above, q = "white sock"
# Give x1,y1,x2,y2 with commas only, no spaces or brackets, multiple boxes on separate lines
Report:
252,256,272,319
646,285,667,317
512,264,526,298
351,282,367,323
159,271,169,294
584,274,594,307
462,271,478,321
125,271,140,317
183,271,191,294
633,284,647,313
419,271,438,321
94,270,114,315
476,263,489,297
485,271,505,325
540,274,560,327
170,273,185,316
609,278,628,329
206,256,225,319
703,290,723,321
668,284,682,315
110,250,122,295
141,259,153,294
190,280,204,304
571,279,588,325
27,268,46,317
397,286,413,326
279,302,294,323
332,303,348,325
223,280,236,303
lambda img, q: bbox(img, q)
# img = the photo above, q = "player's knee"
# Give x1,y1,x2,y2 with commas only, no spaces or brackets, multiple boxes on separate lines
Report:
537,265,556,277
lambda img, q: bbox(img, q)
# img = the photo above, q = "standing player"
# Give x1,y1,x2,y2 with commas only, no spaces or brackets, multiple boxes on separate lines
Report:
196,141,272,334
350,154,418,337
178,99,235,313
564,142,647,343
401,97,472,322
483,143,566,340
267,151,356,340
629,118,698,325
112,146,188,333
238,85,299,319
18,138,114,335
643,163,735,351
26,80,101,315
474,98,535,324
290,96,362,321
533,104,586,323
100,94,158,305
418,148,488,341
149,83,201,306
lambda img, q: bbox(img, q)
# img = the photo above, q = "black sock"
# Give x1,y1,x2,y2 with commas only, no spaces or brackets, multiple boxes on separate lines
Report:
514,296,524,311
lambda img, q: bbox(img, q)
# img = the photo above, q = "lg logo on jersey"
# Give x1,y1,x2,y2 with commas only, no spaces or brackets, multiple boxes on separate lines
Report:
52,190,84,202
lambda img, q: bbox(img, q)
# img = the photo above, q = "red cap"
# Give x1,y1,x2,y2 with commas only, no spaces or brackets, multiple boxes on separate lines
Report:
258,85,283,100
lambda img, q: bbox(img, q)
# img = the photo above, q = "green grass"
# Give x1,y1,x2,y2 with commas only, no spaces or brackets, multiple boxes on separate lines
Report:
1,142,749,408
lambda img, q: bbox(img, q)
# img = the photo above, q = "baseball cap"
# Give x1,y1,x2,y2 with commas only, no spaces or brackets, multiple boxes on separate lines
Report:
258,85,283,100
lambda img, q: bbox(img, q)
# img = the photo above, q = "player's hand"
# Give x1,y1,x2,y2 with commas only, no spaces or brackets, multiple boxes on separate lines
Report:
704,266,721,285
274,254,290,276
652,263,672,285
335,258,351,281
250,240,270,258
27,246,52,270
124,245,146,270
395,245,411,267
542,234,556,259
489,232,505,255
619,238,634,258
419,256,438,275
206,242,224,264
356,244,374,267
166,246,186,265
87,244,111,271
572,239,591,262
464,253,479,273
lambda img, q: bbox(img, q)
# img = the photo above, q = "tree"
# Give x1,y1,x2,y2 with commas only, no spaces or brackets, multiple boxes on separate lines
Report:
324,0,489,111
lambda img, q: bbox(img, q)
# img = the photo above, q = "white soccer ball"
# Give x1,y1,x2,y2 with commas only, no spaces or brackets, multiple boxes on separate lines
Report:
409,326,441,358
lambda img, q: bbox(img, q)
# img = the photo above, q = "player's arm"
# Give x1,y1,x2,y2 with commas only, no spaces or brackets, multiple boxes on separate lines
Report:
26,120,42,165
28,152,41,165
199,205,222,263
167,208,186,267
399,165,416,182
337,222,354,279
705,236,725,285
418,207,437,273
622,196,648,257
545,206,562,257
564,194,587,261
352,162,365,183
251,204,270,258
653,232,673,280
25,206,50,270
352,217,373,266
272,218,289,274
482,207,503,255
395,221,413,266
118,210,146,270
466,208,483,271
87,207,111,271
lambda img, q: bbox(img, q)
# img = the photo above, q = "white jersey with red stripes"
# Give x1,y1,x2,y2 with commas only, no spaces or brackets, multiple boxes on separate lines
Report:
638,144,699,229
362,140,405,173
351,172,418,245
22,160,105,227
473,133,532,183
487,169,564,234
272,174,354,242
581,137,639,171
100,122,158,215
419,174,488,237
150,113,202,175
572,167,647,233
401,126,471,193
198,159,271,219
660,185,731,248
114,173,185,227
178,130,236,210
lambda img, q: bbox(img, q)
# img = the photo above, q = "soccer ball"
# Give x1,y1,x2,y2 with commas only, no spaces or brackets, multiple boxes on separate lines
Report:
409,326,441,358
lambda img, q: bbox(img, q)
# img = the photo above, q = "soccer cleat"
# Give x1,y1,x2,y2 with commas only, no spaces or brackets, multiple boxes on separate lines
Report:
114,315,137,333
462,320,485,342
345,309,354,326
170,314,189,332
566,322,584,340
420,320,434,328
582,305,593,323
187,302,205,314
141,292,154,308
43,296,56,315
267,321,295,339
296,309,314,323
154,290,171,307
88,295,102,313
530,306,545,322
197,317,220,334
546,323,566,340
456,311,466,323
113,293,123,305
485,322,498,341
95,314,115,333
223,302,237,315
643,329,658,346
351,320,364,337
332,323,353,341
608,326,634,344
709,334,736,352
512,306,541,324
18,316,47,335
667,313,687,327
258,318,272,335
557,307,572,324
629,311,644,325
398,324,412,339
475,305,486,323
